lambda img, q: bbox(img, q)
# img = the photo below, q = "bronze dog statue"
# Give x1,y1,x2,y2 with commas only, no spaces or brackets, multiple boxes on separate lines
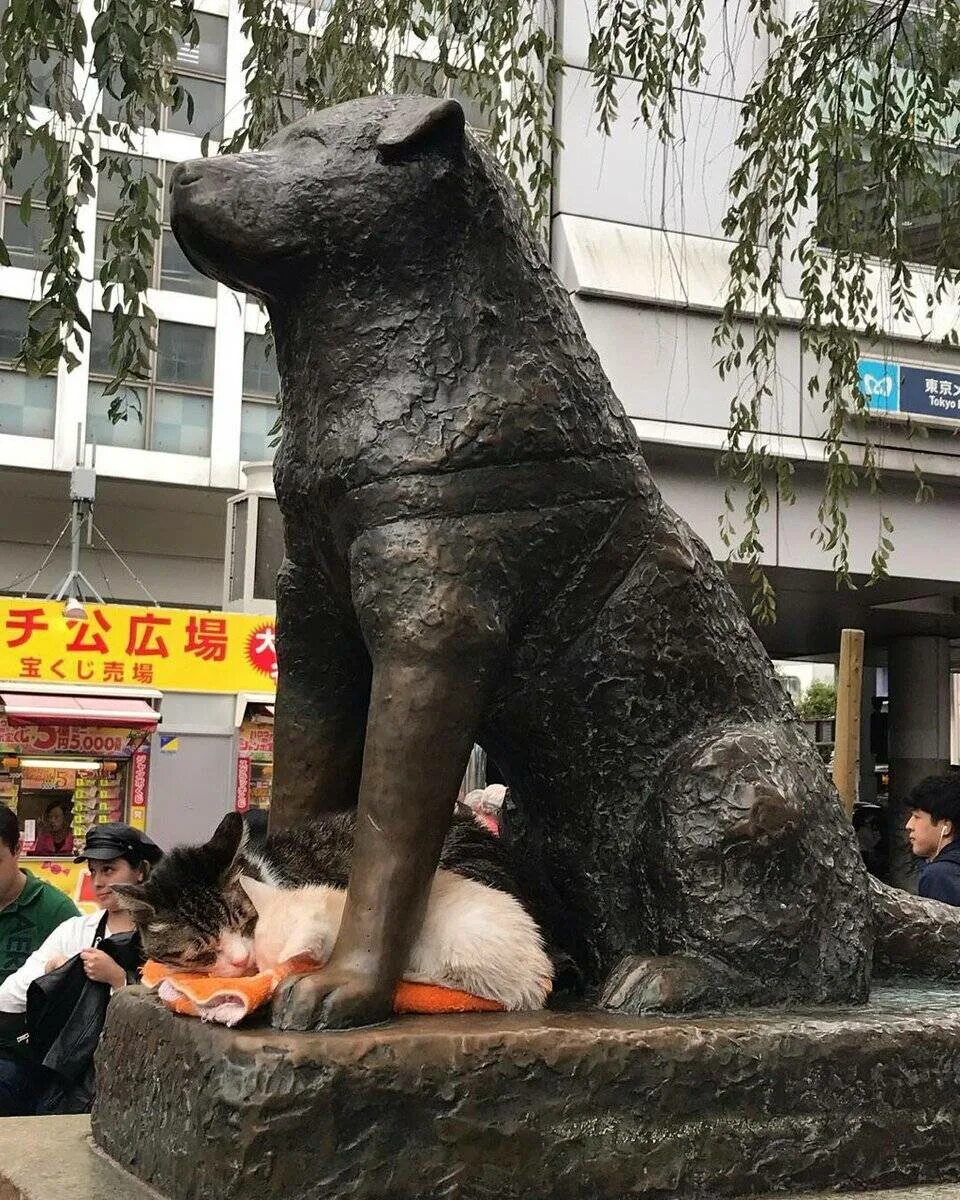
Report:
172,95,949,1029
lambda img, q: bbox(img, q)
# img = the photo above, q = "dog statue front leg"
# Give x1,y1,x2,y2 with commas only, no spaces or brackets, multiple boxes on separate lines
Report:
270,559,371,831
273,649,495,1030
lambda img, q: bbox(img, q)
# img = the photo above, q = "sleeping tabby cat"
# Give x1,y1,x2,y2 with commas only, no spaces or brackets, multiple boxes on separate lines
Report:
112,808,529,980
241,872,554,1010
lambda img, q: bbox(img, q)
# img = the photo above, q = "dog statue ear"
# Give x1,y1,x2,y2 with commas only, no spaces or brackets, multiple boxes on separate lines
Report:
377,97,466,165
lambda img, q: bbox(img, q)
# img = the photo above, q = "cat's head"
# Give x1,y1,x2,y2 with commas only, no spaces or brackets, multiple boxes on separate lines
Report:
239,875,340,971
112,812,256,976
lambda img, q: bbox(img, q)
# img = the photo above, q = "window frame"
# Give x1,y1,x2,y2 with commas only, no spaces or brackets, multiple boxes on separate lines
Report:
817,142,960,272
0,297,58,440
0,143,53,273
86,312,216,457
240,331,280,463
817,0,960,271
99,11,229,139
864,0,954,76
94,153,216,298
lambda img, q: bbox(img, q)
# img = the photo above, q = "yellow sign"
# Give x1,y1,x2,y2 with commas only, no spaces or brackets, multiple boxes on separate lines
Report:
29,860,99,914
0,599,277,695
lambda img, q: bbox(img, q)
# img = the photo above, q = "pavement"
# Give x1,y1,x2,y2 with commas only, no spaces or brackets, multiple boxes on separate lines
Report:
0,1116,159,1200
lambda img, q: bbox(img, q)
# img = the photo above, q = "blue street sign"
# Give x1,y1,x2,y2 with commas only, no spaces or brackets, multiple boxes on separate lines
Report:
858,358,960,423
900,365,960,420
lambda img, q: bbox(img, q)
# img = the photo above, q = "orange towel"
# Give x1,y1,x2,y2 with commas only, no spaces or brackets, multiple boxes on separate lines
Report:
141,958,504,1026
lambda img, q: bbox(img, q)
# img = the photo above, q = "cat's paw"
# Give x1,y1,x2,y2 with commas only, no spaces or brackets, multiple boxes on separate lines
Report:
272,968,394,1030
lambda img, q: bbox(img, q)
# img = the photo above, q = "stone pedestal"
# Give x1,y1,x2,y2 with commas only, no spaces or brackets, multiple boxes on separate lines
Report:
4,1117,960,1200
92,985,960,1200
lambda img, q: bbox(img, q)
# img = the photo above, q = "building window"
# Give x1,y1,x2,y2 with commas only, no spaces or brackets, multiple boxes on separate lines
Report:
818,147,960,271
166,13,228,137
275,31,339,124
278,32,310,124
865,0,953,75
0,299,57,438
393,55,494,134
241,334,279,461
898,148,960,266
102,13,228,138
95,153,215,297
0,142,52,271
86,314,214,455
158,169,213,294
820,3,960,268
0,0,78,109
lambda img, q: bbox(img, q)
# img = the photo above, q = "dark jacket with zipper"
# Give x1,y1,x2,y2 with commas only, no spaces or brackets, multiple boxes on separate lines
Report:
918,841,960,907
24,919,143,1114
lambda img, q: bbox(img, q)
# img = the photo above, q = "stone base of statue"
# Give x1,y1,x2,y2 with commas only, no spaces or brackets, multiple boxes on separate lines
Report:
91,985,960,1200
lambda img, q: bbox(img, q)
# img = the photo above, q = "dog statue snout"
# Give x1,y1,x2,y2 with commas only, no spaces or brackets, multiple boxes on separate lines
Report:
171,161,205,190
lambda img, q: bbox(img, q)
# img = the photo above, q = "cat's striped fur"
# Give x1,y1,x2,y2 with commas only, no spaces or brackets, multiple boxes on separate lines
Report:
113,808,531,981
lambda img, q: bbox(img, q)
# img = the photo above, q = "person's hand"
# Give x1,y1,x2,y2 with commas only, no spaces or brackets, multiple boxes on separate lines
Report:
45,954,67,972
79,949,126,990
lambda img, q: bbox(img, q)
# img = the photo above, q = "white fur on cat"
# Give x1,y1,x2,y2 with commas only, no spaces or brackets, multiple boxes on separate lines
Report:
239,871,553,1011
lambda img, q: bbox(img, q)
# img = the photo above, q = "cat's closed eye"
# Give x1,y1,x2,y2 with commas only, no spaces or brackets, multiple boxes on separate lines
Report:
182,948,217,968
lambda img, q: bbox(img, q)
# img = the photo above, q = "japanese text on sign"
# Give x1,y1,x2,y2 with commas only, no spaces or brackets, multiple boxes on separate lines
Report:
0,600,277,694
0,719,143,756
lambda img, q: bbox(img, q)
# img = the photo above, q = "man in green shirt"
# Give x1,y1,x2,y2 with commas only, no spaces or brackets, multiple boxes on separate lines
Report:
0,805,79,985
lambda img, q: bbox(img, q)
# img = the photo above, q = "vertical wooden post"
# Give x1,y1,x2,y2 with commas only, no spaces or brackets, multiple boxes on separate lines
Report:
833,628,865,820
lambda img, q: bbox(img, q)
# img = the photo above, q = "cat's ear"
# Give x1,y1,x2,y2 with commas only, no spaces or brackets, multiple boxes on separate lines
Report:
205,812,248,879
238,874,274,913
110,883,156,923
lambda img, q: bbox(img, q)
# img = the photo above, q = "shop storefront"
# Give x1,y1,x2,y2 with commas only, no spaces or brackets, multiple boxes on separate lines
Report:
0,598,276,907
234,694,274,816
0,694,158,909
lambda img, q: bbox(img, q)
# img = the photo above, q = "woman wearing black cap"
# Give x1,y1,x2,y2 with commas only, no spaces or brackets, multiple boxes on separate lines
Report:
0,823,162,1115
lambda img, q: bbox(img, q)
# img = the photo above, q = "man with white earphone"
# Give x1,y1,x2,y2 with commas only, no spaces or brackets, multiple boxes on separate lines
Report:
905,773,960,905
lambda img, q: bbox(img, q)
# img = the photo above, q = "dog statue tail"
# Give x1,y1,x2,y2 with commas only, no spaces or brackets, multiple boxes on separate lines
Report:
870,874,960,980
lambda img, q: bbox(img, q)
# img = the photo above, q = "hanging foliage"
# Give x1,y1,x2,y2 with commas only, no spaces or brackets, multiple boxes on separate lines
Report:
0,0,956,615
0,0,560,407
586,0,960,619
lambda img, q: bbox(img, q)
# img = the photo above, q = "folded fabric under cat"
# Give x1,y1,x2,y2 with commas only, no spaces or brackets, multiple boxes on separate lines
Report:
142,958,505,1026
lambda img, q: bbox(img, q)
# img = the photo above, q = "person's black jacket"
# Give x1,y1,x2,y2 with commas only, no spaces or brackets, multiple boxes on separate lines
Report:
918,841,960,907
24,922,143,1114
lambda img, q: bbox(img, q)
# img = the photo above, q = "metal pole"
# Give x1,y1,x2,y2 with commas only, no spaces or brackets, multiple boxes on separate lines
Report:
52,500,83,602
68,500,81,585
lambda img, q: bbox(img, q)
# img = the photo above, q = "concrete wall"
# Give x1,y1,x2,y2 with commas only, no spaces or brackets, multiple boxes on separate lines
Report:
572,300,804,438
0,469,227,608
552,0,960,619
146,691,236,850
650,449,960,582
